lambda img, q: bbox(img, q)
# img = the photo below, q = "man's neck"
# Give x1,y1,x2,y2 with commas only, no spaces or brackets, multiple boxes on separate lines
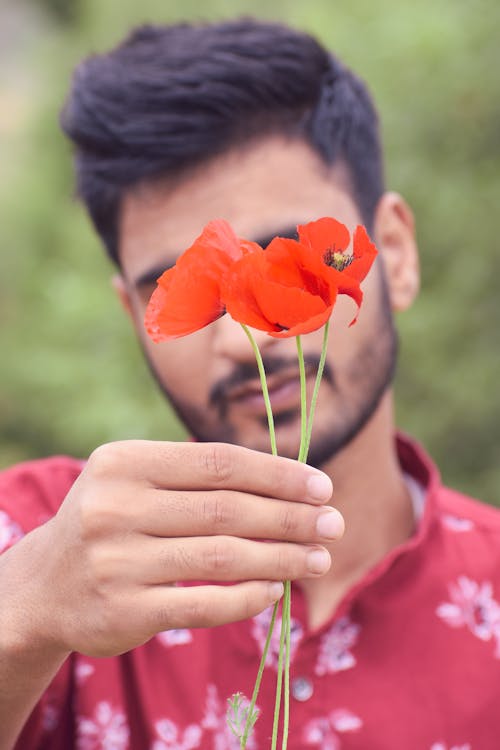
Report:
298,392,415,630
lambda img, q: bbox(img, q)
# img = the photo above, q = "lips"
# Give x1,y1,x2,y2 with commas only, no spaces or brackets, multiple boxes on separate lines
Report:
225,367,314,413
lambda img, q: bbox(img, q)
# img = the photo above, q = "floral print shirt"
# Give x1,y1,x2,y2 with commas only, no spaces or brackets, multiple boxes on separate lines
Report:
1,436,500,750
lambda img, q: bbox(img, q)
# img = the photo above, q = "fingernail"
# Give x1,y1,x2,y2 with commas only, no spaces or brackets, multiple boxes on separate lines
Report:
307,548,331,574
316,508,344,539
268,582,284,601
306,472,333,503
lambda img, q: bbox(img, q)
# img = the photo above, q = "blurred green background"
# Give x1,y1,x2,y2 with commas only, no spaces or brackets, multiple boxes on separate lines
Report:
0,0,498,501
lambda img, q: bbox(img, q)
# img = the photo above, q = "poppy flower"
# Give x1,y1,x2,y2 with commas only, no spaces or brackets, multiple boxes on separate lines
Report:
222,218,378,338
297,217,378,288
144,219,260,341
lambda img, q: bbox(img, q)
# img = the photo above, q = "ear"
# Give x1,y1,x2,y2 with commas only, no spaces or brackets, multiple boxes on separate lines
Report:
373,192,420,312
111,274,134,318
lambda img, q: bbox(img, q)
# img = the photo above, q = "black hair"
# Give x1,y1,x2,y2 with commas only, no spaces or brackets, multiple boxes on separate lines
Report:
61,18,385,264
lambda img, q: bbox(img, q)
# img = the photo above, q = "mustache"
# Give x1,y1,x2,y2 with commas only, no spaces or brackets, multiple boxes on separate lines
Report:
209,354,334,412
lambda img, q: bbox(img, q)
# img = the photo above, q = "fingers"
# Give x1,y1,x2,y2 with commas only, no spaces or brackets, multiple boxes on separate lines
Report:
136,488,344,543
143,581,285,631
87,440,333,505
132,536,332,584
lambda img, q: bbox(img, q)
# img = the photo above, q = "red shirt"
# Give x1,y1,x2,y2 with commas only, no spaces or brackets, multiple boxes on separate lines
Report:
2,435,500,750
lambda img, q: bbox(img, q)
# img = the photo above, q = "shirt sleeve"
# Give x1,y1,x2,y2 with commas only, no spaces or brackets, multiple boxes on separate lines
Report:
0,457,84,749
0,455,84,547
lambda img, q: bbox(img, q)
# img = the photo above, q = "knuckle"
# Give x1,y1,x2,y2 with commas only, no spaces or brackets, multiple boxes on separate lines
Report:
274,545,298,578
155,601,176,630
86,546,116,592
78,489,120,540
278,507,299,537
180,597,209,627
159,543,188,575
77,492,102,539
87,442,126,478
202,444,234,484
201,492,233,529
158,597,208,629
203,537,235,575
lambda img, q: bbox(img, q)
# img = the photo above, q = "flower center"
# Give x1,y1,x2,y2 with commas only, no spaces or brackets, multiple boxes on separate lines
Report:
323,248,354,272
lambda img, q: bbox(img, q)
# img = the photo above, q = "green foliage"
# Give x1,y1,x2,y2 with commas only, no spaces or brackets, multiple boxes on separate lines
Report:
1,0,498,502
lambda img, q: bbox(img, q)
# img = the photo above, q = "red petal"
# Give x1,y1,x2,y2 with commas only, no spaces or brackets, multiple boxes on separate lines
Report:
347,225,378,282
223,250,336,336
252,278,329,331
269,306,334,337
223,253,281,332
264,238,332,301
297,217,351,257
145,261,224,341
195,219,245,261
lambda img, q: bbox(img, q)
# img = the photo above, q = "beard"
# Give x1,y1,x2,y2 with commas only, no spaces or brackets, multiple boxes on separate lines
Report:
142,272,398,469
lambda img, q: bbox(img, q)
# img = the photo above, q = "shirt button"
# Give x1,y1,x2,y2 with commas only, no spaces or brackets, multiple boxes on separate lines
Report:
291,676,314,702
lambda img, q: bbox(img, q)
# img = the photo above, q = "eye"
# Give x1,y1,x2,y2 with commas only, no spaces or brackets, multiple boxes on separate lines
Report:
136,281,158,306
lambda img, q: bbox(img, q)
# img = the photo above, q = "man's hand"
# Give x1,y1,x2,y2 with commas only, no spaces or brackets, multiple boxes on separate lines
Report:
2,440,343,661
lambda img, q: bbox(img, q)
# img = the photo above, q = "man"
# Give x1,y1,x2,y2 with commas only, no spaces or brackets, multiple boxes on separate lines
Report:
1,18,499,750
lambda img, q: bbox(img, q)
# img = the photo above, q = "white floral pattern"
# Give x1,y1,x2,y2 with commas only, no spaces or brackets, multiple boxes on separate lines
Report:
77,701,130,750
436,576,500,656
41,702,59,732
430,744,471,750
0,510,23,553
315,616,360,675
156,629,193,647
252,606,303,670
75,659,95,685
151,719,202,750
441,514,475,532
304,708,362,749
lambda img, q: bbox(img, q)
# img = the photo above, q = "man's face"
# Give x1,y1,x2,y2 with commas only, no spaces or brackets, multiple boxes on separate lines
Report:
117,136,398,465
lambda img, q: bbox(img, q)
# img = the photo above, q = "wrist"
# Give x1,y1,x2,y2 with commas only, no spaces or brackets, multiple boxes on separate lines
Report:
0,525,71,668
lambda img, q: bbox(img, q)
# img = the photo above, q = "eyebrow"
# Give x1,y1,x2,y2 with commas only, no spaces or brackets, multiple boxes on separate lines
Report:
133,225,299,289
134,262,175,289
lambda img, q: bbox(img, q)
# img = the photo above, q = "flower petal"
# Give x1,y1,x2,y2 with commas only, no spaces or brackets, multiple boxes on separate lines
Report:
144,219,258,342
224,248,335,336
145,264,224,341
347,225,378,282
265,238,331,299
193,218,246,261
268,303,335,338
297,217,351,257
252,278,330,333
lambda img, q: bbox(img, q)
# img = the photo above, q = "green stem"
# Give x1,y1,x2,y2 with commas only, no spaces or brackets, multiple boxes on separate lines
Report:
281,580,291,750
239,324,280,748
241,324,277,456
239,325,330,750
240,599,279,748
271,594,287,750
271,335,310,749
295,336,308,464
303,321,330,463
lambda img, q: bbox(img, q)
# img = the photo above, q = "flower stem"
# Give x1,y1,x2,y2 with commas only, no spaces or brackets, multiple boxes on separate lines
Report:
303,321,330,462
281,579,291,750
239,324,280,749
271,591,287,750
240,599,279,748
241,324,277,456
238,325,330,750
295,336,308,464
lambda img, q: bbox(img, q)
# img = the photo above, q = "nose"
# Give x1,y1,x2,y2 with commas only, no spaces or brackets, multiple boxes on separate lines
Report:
213,311,276,363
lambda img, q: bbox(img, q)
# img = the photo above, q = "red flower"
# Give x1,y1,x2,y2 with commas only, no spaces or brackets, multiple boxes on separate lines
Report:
297,217,377,289
145,219,259,341
223,218,377,338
